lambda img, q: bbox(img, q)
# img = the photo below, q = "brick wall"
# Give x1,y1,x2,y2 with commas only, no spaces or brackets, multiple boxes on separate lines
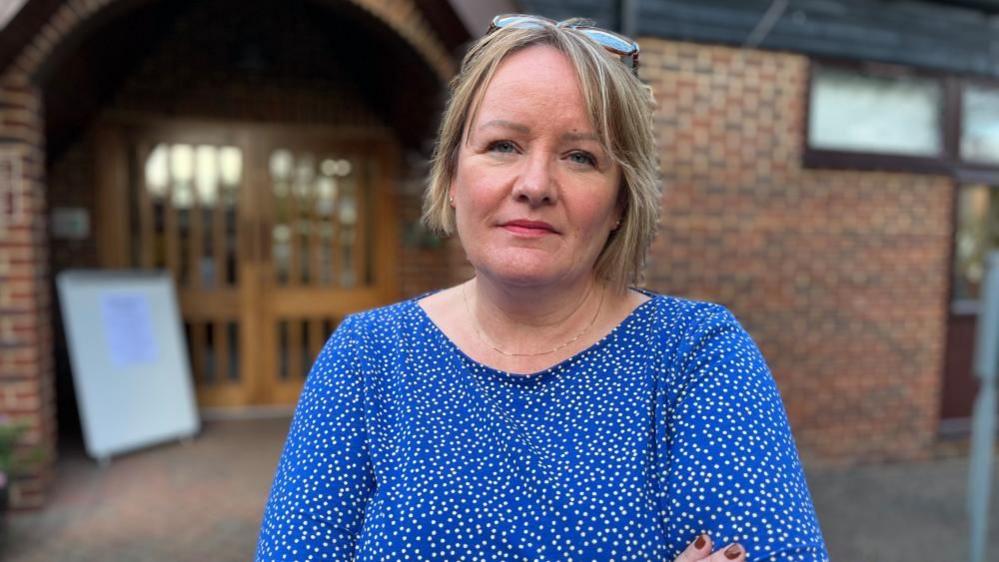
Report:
640,39,953,462
0,80,56,508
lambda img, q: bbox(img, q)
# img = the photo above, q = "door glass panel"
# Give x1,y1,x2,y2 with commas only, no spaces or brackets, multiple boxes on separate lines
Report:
953,183,999,305
322,318,337,344
144,144,169,269
183,322,197,379
338,167,358,288
138,143,242,289
295,154,315,284
195,145,219,287
219,147,242,286
316,176,337,285
268,149,365,288
277,320,290,380
227,321,240,381
203,320,216,383
145,144,169,197
300,319,311,379
270,149,293,285
170,144,195,287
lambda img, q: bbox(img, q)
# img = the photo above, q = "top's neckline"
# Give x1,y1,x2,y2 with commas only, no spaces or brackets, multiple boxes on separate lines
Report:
411,287,662,385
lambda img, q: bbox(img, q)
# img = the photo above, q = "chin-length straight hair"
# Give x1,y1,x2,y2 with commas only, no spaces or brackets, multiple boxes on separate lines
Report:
422,18,660,293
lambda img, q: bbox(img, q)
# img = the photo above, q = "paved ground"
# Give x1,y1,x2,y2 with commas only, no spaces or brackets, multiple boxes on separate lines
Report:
1,418,289,562
1,418,997,561
810,451,999,561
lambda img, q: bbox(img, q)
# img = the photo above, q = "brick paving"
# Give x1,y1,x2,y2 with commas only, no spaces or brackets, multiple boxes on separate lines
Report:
1,418,290,562
2,418,998,561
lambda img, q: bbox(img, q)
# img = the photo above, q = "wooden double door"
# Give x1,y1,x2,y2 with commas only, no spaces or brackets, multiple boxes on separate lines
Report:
96,121,398,409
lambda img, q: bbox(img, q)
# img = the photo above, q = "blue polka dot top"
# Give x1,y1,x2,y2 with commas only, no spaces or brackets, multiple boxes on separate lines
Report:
255,292,829,561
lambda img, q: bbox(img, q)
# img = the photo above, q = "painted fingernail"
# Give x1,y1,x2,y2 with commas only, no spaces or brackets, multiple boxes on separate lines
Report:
724,543,743,559
694,534,706,549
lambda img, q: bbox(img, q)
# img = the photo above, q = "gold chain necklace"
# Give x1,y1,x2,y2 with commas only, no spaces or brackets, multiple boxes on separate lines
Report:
462,281,605,358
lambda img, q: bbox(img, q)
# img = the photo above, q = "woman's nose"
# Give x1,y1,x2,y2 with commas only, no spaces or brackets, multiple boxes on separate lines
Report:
512,154,557,206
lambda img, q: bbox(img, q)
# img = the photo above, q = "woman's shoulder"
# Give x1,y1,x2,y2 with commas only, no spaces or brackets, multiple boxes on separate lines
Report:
337,295,427,339
635,289,738,333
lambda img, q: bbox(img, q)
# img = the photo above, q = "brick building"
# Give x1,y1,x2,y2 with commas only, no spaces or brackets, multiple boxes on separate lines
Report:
521,0,999,461
1,0,998,507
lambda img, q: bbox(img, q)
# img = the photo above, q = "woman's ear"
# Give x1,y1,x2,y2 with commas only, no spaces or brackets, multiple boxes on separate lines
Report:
612,186,627,231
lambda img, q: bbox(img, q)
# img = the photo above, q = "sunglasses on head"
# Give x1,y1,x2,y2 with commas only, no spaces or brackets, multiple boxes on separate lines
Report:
488,14,640,75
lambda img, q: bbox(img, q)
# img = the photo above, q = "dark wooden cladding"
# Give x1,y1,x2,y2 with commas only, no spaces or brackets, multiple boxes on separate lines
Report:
521,1,999,78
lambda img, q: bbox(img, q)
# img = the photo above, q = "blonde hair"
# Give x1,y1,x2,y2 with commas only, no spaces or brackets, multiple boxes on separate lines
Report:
422,18,660,292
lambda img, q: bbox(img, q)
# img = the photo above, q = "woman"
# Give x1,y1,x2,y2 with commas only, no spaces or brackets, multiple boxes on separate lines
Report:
256,15,828,562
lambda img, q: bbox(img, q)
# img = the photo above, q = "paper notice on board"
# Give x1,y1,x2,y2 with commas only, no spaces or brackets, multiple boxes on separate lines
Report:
101,292,159,367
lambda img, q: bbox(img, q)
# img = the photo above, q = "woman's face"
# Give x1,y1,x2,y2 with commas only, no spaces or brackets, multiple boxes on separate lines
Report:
451,45,622,289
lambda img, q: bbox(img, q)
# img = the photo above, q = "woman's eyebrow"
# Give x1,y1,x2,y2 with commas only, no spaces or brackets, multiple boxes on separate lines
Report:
477,119,530,134
477,120,599,143
561,131,599,142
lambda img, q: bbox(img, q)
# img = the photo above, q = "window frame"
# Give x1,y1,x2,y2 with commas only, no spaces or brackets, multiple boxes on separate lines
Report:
803,59,999,176
958,79,999,168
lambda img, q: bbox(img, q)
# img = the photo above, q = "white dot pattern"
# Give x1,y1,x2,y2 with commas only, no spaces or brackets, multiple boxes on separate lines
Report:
255,292,829,561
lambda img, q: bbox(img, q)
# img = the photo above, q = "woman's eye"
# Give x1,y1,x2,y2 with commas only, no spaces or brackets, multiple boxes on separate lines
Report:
568,151,597,167
488,141,517,154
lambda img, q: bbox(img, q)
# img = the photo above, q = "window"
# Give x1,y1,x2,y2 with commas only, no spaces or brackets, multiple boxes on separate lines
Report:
805,63,999,174
809,67,943,157
962,85,999,165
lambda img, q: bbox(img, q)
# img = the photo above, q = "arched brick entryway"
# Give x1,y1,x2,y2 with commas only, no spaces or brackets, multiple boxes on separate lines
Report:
0,0,457,508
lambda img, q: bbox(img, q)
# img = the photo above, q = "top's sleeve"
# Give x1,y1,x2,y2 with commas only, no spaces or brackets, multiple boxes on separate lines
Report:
255,315,376,561
658,304,829,561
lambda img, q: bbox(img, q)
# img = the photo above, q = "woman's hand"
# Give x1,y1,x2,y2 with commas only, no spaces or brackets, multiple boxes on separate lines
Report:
674,534,746,561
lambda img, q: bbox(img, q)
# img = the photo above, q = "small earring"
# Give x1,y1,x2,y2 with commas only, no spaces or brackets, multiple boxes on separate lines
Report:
449,195,454,206
613,219,621,230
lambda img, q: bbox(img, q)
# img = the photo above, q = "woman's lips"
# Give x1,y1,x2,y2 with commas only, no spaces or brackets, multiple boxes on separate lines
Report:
500,220,557,236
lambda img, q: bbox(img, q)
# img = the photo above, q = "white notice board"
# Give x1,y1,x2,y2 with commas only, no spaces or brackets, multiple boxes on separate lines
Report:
56,270,200,462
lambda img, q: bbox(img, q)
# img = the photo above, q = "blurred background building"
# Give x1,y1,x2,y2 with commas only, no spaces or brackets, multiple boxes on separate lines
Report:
0,0,998,511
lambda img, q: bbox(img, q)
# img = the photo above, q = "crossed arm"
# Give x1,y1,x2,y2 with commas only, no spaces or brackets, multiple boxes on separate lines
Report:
658,304,829,561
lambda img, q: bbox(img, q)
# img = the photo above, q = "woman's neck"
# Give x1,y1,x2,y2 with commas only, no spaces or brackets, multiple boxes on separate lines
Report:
467,274,606,356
